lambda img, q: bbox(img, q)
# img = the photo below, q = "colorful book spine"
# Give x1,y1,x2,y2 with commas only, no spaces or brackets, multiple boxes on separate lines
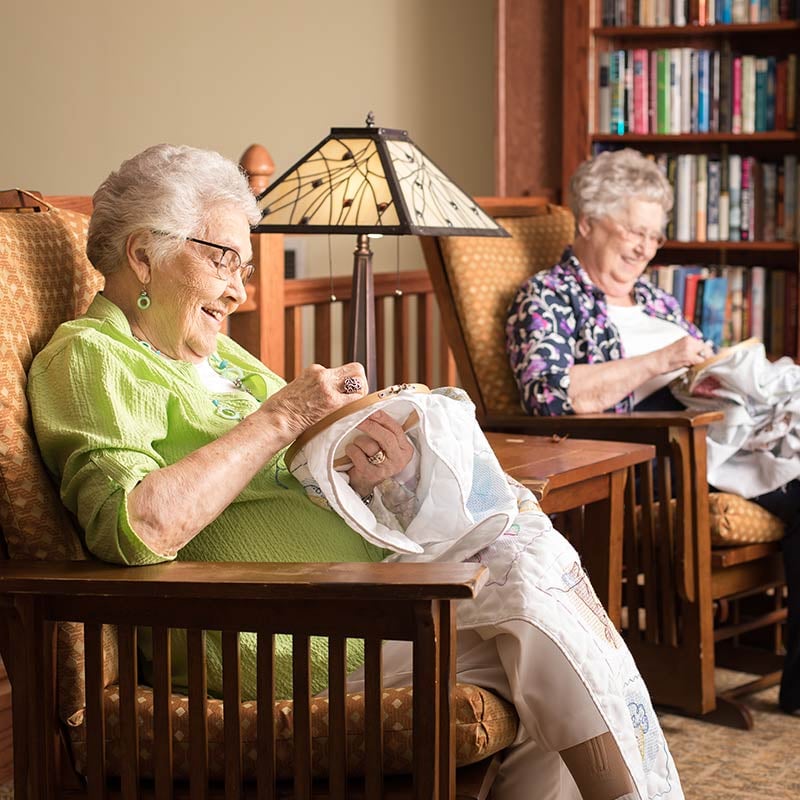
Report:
696,154,709,241
632,49,650,133
749,266,766,341
766,56,776,131
729,153,742,241
611,50,626,135
707,159,721,241
787,54,797,130
656,49,671,133
732,55,743,134
697,49,711,133
741,55,757,134
784,155,798,240
598,51,611,133
676,154,694,241
754,57,769,132
741,156,753,241
762,161,777,241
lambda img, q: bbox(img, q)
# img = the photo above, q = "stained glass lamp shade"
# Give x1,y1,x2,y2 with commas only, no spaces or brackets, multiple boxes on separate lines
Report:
252,114,509,389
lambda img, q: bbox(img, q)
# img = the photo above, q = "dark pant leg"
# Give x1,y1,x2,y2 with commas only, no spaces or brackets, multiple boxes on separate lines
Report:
751,479,800,712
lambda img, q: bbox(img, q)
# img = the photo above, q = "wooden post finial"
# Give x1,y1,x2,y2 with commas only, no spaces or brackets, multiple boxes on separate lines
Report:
240,144,276,195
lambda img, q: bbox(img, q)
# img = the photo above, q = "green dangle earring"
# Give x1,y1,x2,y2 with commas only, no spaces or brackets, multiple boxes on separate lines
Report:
137,287,151,310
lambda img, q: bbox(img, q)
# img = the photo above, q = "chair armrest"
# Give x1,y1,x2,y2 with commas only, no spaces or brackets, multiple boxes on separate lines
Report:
0,559,487,602
486,409,723,433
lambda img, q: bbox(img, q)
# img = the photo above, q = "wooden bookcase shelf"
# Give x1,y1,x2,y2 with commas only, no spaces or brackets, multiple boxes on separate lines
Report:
593,21,800,37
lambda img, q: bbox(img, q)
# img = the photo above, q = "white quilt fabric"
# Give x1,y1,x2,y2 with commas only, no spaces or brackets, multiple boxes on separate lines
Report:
671,341,800,497
289,386,683,800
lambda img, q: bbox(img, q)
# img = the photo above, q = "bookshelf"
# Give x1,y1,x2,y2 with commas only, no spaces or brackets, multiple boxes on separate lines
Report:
554,0,800,359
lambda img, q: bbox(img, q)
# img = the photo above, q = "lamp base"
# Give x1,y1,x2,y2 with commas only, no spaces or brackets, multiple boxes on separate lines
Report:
346,233,378,392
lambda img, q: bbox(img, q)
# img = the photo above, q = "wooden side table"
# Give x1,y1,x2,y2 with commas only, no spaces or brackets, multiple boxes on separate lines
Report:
486,433,655,629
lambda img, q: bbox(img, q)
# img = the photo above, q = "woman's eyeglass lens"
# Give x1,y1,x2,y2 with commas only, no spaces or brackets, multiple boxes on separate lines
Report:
185,236,256,286
612,221,666,249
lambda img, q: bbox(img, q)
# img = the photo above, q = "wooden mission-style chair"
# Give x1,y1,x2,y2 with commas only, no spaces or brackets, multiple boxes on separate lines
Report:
0,192,519,798
422,197,787,729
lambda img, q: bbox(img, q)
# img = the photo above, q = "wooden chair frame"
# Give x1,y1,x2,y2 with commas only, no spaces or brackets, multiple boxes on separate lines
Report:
421,196,787,728
0,560,489,800
0,188,506,799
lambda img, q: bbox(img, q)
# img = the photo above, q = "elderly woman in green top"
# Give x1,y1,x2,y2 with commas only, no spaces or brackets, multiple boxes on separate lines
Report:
27,144,412,701
28,144,682,800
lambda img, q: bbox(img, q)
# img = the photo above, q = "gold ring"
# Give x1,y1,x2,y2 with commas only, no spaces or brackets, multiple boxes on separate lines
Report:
367,449,386,466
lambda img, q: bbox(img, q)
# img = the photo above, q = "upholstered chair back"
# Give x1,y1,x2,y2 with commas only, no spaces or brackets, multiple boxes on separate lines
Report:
0,207,118,720
434,203,575,417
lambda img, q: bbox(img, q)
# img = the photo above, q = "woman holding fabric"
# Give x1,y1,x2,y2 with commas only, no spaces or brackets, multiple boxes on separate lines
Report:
28,143,683,800
506,147,800,715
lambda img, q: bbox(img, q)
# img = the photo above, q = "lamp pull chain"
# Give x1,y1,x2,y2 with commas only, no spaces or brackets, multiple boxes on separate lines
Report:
394,237,403,297
328,234,337,302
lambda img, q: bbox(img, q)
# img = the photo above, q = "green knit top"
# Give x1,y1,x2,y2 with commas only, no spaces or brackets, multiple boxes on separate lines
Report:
27,293,387,700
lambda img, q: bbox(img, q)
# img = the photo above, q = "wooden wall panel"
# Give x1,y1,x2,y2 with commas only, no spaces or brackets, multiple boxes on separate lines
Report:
495,0,563,200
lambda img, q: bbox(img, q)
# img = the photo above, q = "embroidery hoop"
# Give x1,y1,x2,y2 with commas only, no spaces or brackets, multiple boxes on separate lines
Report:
284,382,430,470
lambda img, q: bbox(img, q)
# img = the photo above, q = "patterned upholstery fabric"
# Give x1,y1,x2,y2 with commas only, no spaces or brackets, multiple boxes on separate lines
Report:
0,208,117,721
709,492,785,545
67,682,518,780
439,205,575,415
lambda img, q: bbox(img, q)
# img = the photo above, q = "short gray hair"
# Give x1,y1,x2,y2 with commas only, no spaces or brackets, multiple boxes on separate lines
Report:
567,148,673,224
87,144,261,276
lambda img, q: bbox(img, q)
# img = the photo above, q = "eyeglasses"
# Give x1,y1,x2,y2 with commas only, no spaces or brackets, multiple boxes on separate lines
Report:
609,219,666,249
185,236,256,286
153,231,256,286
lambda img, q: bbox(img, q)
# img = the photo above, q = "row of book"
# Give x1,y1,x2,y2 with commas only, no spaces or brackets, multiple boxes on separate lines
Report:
597,48,798,134
667,152,799,242
592,147,800,242
602,0,800,26
646,264,799,354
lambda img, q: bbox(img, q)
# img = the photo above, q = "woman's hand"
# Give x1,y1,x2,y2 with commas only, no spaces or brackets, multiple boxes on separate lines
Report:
345,410,414,499
654,336,714,373
260,362,367,439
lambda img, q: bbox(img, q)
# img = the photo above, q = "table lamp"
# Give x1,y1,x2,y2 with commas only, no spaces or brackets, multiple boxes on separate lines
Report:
252,112,509,391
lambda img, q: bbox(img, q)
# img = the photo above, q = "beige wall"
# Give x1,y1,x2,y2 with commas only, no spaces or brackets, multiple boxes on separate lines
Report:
1,0,495,273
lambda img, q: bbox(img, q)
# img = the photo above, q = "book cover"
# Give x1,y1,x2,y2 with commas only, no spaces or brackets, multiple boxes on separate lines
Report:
718,42,732,132
787,53,797,130
766,56,777,131
707,158,721,240
741,54,757,134
632,49,650,133
749,266,766,340
768,271,786,354
776,57,788,130
696,153,709,241
728,153,742,240
697,49,711,133
740,155,753,241
754,57,769,132
675,154,694,241
784,154,797,240
762,161,777,241
670,48,682,133
710,49,721,132
681,47,693,133
657,49,671,133
732,55,743,133
700,275,729,347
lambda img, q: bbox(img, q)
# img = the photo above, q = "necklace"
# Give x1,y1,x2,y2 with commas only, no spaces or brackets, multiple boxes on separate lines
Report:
207,353,268,401
131,332,164,356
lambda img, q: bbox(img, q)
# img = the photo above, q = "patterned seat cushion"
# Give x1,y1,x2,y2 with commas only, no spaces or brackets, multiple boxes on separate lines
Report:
709,492,784,545
439,206,574,415
66,682,518,780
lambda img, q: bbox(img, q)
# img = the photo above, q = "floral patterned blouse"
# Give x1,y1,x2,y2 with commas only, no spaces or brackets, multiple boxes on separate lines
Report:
505,247,703,416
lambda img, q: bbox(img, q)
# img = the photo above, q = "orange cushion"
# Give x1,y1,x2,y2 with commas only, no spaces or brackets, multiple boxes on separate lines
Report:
67,682,519,780
709,492,784,546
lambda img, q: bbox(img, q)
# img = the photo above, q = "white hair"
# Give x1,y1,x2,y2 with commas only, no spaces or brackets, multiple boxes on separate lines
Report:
87,144,261,275
568,148,673,224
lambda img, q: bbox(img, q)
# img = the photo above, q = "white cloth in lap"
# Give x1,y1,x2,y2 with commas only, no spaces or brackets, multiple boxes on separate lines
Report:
291,386,684,800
